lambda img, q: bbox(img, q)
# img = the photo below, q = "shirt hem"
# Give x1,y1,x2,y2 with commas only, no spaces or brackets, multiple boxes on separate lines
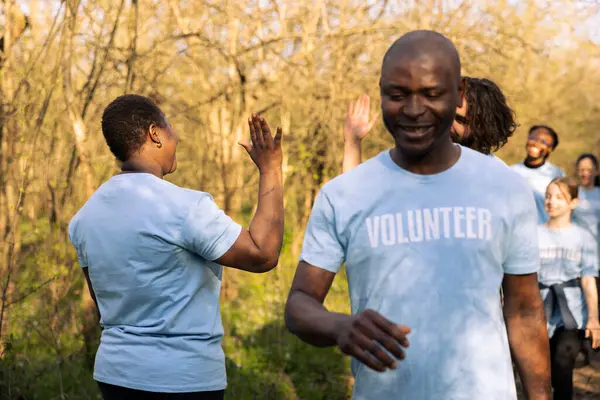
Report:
93,373,227,393
299,254,342,273
208,223,243,261
503,266,539,275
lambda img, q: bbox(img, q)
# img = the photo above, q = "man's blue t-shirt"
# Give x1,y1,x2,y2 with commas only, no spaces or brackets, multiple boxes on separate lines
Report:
538,224,598,337
510,161,565,223
68,173,242,392
301,146,539,400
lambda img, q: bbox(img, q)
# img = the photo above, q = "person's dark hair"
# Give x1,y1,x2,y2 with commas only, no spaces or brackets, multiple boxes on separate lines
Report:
462,77,517,155
528,125,559,150
101,94,167,162
548,176,579,200
576,153,600,187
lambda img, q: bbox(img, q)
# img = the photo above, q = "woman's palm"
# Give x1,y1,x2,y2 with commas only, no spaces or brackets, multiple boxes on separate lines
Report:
344,94,379,141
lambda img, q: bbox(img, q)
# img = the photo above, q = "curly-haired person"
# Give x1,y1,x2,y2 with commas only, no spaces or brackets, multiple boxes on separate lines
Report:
341,76,518,173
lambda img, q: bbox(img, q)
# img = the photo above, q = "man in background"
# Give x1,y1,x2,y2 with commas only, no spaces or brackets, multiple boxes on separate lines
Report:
511,125,565,223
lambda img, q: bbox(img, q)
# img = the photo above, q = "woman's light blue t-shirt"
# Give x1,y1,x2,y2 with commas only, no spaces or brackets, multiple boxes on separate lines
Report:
68,173,242,392
537,224,598,337
301,146,540,400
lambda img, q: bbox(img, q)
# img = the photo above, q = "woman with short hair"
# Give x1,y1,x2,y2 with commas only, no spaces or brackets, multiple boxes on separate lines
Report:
68,94,284,399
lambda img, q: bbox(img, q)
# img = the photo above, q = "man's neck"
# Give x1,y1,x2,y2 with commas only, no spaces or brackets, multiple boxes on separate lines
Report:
391,137,460,175
524,157,546,169
120,156,164,179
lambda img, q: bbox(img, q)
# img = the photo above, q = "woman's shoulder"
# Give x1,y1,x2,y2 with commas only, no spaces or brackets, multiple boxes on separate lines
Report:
108,174,216,216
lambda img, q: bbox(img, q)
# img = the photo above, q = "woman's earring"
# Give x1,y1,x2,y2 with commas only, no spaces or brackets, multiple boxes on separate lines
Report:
157,140,163,148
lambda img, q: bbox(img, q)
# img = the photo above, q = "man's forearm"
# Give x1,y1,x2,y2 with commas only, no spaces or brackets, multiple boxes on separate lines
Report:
342,139,362,173
285,290,346,347
248,169,284,265
504,303,551,399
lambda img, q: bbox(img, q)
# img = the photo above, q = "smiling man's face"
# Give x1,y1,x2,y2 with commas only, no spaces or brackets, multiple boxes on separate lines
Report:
526,127,555,161
380,50,462,157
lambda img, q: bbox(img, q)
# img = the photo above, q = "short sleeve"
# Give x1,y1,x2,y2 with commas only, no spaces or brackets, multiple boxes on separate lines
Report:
503,185,540,275
68,218,88,268
299,189,345,273
180,193,242,261
581,231,599,277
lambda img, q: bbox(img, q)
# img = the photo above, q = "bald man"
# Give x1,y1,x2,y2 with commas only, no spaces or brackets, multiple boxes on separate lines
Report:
285,31,551,399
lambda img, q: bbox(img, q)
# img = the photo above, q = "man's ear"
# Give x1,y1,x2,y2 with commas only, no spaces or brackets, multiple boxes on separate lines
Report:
457,77,466,109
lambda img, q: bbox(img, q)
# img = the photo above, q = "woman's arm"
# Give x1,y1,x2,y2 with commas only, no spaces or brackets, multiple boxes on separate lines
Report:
342,94,378,173
214,114,284,273
82,267,100,319
582,276,600,348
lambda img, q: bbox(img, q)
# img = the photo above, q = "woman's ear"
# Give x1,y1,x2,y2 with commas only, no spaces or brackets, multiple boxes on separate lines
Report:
569,198,580,210
148,124,162,147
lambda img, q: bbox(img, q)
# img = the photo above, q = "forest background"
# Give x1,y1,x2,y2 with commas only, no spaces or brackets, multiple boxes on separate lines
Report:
1,0,600,399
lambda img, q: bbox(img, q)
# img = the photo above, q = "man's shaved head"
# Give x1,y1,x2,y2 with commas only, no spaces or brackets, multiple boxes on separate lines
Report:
382,30,461,83
379,30,464,159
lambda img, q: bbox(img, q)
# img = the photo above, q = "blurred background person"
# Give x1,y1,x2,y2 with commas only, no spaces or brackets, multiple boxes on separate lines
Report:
341,76,518,173
510,125,565,223
537,177,600,399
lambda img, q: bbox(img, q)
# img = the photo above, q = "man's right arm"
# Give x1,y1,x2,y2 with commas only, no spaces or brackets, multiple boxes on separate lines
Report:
284,261,344,346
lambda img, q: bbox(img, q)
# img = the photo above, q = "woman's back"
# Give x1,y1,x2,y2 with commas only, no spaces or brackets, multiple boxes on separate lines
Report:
69,173,242,392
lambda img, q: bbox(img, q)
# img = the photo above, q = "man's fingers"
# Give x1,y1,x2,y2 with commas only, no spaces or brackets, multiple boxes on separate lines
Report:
356,318,405,362
354,329,398,369
348,100,354,115
350,345,387,372
367,310,411,346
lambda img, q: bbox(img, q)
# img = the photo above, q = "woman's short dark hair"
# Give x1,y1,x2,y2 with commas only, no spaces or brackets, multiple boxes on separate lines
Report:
463,77,518,155
101,94,167,162
528,125,559,150
576,153,600,187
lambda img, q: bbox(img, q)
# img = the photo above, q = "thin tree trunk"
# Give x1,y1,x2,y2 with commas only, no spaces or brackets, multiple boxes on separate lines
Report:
125,0,139,92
